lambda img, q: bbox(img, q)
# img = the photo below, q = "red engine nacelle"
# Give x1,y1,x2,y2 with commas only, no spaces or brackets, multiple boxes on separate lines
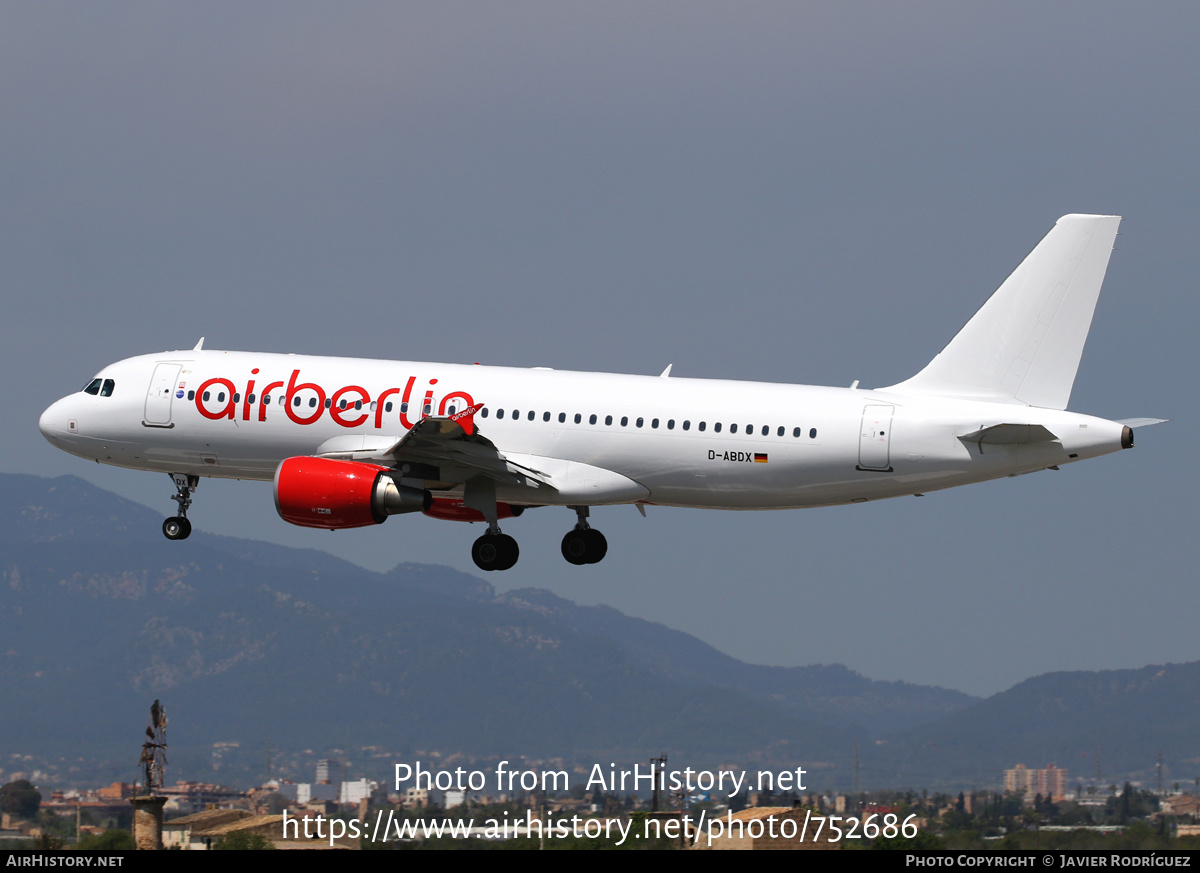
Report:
274,456,431,530
422,497,523,523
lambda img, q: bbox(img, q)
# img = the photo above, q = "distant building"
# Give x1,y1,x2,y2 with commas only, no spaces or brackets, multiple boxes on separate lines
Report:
316,759,344,786
1005,764,1068,801
340,779,374,805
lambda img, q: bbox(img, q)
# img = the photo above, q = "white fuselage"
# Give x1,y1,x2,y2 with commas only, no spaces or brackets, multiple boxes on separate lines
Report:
38,349,1129,510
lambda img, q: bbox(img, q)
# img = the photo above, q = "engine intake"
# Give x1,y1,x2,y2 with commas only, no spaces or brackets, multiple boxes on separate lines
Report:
274,456,431,530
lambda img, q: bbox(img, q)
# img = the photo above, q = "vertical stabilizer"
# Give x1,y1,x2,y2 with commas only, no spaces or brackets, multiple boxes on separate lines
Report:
885,214,1121,410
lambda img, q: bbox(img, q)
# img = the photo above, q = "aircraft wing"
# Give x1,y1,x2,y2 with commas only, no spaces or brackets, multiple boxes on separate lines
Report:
315,404,552,490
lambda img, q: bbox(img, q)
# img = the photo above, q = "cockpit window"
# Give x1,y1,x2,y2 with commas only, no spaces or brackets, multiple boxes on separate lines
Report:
83,378,102,395
100,379,115,397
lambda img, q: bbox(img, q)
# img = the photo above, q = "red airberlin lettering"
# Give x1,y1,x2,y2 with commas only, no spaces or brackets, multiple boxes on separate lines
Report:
329,385,371,428
258,380,283,421
193,368,476,431
285,369,327,425
241,368,259,421
196,378,237,420
398,376,417,429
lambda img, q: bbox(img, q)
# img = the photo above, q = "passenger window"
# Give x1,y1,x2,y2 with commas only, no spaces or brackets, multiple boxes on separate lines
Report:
385,402,393,412
294,397,301,407
309,398,317,408
667,419,675,430
480,408,489,418
401,402,409,413
730,423,738,434
589,414,597,425
423,404,432,414
574,414,582,424
512,409,519,420
370,401,376,411
218,392,226,402
100,379,115,397
540,411,547,421
636,417,644,428
605,415,613,426
762,425,769,436
497,409,505,418
355,400,363,411
793,427,800,438
698,421,706,432
620,416,628,427
203,391,211,402
682,420,690,431
83,379,102,395
248,394,256,404
233,393,240,403
558,412,566,423
651,418,659,429
810,428,818,439
188,390,196,401
714,422,722,433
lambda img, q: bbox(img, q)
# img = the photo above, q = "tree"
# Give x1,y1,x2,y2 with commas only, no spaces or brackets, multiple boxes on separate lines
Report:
0,780,41,820
75,830,134,850
212,830,275,850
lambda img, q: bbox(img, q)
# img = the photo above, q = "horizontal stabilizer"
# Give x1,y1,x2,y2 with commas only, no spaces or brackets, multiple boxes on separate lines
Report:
958,423,1059,446
1116,417,1169,428
887,214,1121,410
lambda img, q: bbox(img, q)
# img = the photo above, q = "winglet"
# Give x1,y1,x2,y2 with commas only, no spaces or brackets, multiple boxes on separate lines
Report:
450,403,484,436
659,364,673,378
193,337,205,351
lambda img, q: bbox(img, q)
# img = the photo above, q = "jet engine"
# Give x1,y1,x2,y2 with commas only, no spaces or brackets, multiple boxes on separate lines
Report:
274,456,431,529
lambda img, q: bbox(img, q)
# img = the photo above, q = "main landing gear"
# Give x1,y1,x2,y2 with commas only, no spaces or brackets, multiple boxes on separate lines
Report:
162,473,197,541
472,524,519,572
561,506,607,565
467,505,608,571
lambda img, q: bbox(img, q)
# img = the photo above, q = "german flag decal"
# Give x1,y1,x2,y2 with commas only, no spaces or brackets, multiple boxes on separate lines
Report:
754,453,768,463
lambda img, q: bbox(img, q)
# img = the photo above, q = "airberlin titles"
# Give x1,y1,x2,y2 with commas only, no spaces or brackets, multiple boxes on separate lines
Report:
192,367,782,459
192,368,475,430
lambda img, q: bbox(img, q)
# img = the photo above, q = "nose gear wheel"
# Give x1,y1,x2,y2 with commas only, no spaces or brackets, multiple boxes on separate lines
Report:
162,473,198,541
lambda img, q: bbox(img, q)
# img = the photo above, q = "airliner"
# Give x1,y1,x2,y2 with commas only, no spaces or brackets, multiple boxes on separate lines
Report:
39,214,1162,572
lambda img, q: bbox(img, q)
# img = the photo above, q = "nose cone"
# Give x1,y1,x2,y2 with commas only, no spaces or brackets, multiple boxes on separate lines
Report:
39,397,70,447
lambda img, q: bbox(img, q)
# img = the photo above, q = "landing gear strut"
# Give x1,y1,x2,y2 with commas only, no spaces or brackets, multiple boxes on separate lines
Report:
162,473,197,541
561,506,607,565
472,523,519,572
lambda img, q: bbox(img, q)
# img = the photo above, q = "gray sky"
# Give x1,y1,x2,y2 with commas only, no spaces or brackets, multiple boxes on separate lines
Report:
5,2,1196,697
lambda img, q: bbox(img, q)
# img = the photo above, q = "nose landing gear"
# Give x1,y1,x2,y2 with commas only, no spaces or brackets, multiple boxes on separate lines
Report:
561,506,607,565
162,473,197,541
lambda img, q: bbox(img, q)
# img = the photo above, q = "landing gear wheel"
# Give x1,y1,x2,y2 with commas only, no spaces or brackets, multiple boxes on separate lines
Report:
583,528,607,564
163,517,192,540
561,528,607,565
472,533,519,571
562,530,588,565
